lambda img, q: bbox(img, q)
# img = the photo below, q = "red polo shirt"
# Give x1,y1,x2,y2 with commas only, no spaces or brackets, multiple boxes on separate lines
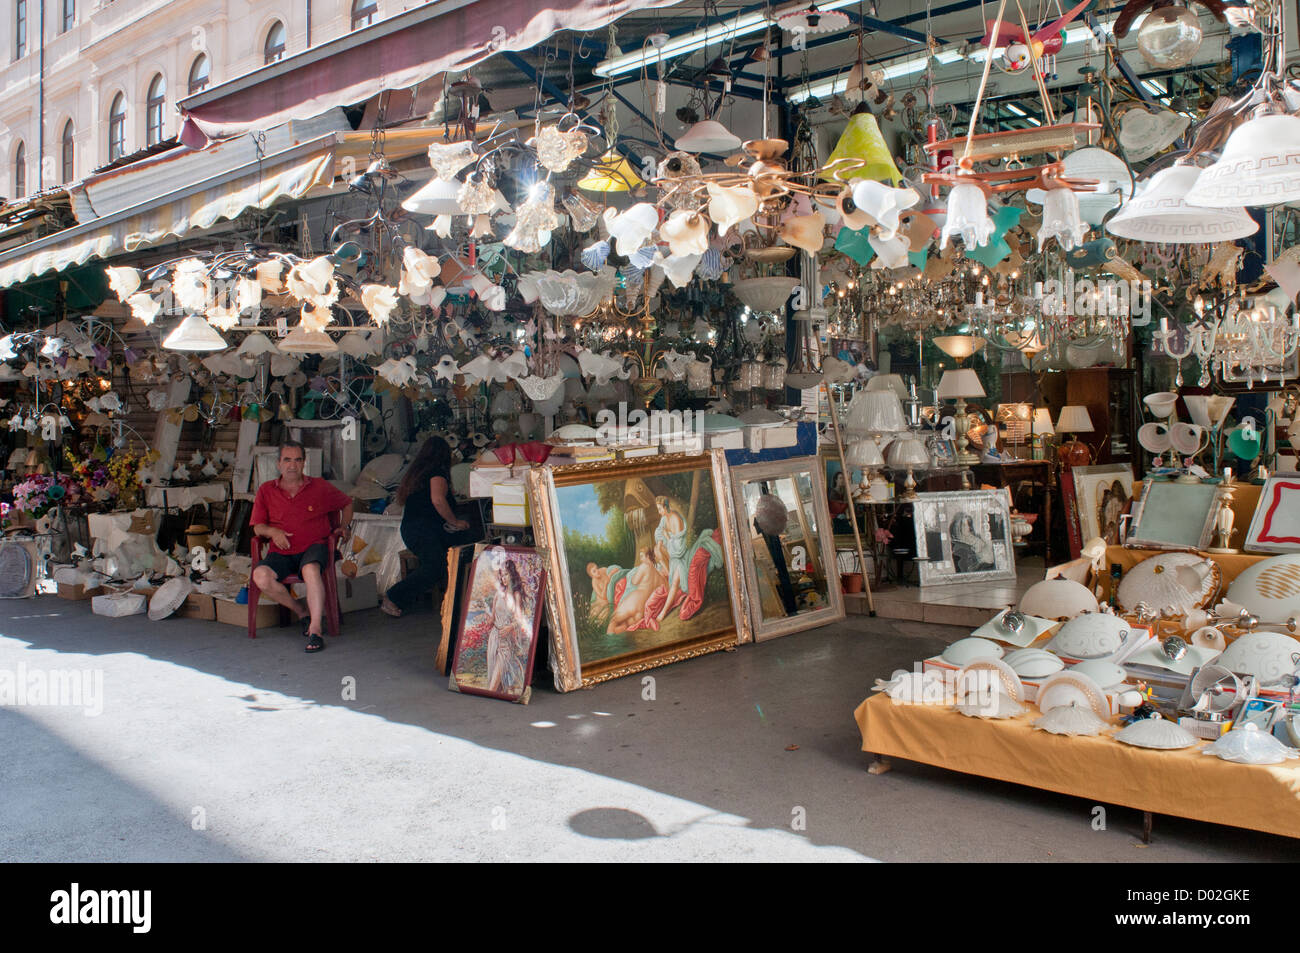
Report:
250,476,351,555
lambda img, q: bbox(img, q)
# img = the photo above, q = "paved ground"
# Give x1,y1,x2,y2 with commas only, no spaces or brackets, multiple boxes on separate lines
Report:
0,596,1293,862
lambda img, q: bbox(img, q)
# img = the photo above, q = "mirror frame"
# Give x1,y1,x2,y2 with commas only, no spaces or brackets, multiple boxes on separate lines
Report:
728,456,846,641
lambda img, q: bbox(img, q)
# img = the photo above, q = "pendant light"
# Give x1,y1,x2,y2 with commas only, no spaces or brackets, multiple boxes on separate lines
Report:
1106,165,1257,242
820,105,902,184
1184,112,1300,208
577,151,647,193
162,314,228,352
279,326,340,354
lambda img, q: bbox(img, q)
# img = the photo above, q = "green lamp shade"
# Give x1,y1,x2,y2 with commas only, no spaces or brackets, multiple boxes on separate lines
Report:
1228,426,1261,461
820,112,901,184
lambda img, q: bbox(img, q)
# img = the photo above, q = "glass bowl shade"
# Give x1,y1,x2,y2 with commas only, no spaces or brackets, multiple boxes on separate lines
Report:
1106,166,1258,242
1136,5,1204,69
1184,114,1300,208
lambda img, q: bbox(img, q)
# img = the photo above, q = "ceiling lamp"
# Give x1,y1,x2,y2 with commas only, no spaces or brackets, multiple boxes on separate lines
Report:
775,3,850,34
1135,4,1204,68
676,120,741,154
279,327,340,354
1117,106,1189,162
162,314,228,352
933,335,987,362
578,151,647,193
401,177,464,215
1106,165,1257,242
820,109,902,184
1185,113,1300,208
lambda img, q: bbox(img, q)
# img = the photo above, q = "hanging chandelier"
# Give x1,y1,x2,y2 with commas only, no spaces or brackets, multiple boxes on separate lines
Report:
1154,294,1300,388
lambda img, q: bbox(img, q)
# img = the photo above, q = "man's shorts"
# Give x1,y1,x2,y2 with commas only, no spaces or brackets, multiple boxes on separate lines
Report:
256,541,329,581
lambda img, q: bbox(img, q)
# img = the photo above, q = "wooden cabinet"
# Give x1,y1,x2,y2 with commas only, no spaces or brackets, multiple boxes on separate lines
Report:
1063,367,1138,467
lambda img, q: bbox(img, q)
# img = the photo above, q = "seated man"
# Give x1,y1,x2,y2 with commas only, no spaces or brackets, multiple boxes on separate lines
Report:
250,441,353,653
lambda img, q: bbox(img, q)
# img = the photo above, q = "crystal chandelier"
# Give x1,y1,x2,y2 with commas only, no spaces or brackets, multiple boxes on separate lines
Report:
1154,294,1300,388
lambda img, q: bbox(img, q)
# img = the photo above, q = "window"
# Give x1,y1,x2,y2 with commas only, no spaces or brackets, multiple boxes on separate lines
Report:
351,0,377,31
61,0,74,33
188,53,210,95
15,0,27,59
61,121,74,183
13,142,25,199
264,20,285,64
146,73,166,145
108,93,126,161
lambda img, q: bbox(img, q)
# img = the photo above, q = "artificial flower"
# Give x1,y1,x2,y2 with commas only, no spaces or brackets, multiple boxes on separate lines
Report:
106,267,142,302
360,284,399,326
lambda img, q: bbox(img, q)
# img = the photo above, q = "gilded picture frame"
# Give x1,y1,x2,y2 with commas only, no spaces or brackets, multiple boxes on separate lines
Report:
729,457,846,641
527,451,747,692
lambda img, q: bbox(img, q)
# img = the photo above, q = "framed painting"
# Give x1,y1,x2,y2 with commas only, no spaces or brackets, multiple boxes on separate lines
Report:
912,490,1017,587
1125,479,1222,551
729,457,845,641
1244,473,1300,553
448,546,547,704
436,543,479,675
820,446,862,538
1070,464,1135,546
527,451,745,692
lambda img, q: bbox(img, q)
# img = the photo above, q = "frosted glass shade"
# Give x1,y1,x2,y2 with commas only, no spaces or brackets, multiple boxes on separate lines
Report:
1106,166,1257,243
820,112,902,184
933,335,986,360
162,313,228,351
578,152,647,193
279,327,339,353
1185,114,1300,208
937,368,985,400
1057,405,1094,433
676,120,741,154
844,389,907,436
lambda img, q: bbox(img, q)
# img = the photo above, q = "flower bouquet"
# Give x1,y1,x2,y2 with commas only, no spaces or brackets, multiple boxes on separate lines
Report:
66,447,146,510
11,473,82,518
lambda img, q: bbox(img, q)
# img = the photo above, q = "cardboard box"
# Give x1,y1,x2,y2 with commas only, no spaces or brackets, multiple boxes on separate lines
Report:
214,595,279,628
337,572,378,613
493,502,531,526
57,582,104,600
176,593,217,621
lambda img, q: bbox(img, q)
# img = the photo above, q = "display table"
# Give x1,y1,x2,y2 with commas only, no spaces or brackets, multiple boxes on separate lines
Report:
853,693,1300,840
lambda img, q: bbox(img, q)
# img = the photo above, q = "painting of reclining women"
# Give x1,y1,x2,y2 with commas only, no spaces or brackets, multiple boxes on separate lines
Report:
541,455,740,686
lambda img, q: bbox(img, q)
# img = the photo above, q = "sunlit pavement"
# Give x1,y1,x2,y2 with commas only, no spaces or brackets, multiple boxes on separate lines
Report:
0,598,1292,862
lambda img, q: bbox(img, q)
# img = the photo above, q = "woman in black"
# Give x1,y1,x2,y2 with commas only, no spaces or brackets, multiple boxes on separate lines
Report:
381,436,470,617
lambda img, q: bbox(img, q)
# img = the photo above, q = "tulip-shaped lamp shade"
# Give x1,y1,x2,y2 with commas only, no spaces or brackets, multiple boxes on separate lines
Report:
820,111,902,184
844,388,907,438
938,369,985,466
884,433,932,500
1056,405,1094,467
162,313,228,352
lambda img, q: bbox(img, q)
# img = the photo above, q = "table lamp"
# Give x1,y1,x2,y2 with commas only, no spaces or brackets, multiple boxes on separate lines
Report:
1056,405,1095,467
885,433,932,501
937,368,986,466
844,388,907,441
844,438,885,502
1031,407,1055,460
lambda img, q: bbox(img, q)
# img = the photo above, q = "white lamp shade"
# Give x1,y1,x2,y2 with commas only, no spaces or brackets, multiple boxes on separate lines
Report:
162,313,228,351
676,119,741,154
867,373,909,401
845,438,884,469
937,368,985,400
1057,405,1094,433
401,177,464,215
1032,407,1055,436
844,389,907,436
279,327,339,354
885,434,931,468
1106,165,1257,243
933,335,986,360
1184,114,1300,208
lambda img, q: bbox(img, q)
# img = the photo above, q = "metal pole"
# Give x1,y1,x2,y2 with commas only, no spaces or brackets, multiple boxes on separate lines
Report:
823,380,875,614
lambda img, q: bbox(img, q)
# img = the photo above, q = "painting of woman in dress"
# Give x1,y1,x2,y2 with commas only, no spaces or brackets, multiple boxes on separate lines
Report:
949,512,997,573
1097,479,1130,545
450,547,546,702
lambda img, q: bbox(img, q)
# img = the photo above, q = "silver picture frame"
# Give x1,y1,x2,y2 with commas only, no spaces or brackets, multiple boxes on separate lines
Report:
1125,479,1222,552
911,490,1017,587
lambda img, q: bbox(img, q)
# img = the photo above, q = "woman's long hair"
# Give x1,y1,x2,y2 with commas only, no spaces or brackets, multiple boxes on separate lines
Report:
397,436,452,504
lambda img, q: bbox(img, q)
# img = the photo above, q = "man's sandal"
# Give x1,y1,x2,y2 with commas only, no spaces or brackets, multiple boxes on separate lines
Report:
305,634,325,653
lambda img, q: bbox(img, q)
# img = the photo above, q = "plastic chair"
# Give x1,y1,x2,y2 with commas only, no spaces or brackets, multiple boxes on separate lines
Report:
247,514,343,640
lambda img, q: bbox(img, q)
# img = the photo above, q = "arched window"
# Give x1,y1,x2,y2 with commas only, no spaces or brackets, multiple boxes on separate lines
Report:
188,53,210,95
146,73,166,145
351,0,377,31
108,93,126,161
61,121,74,183
264,21,285,64
15,0,28,59
13,142,25,199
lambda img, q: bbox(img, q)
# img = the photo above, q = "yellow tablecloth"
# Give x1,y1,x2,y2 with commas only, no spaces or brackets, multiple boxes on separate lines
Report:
854,694,1300,839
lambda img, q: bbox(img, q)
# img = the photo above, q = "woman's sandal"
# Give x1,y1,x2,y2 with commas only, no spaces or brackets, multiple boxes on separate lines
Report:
380,598,402,618
305,633,325,653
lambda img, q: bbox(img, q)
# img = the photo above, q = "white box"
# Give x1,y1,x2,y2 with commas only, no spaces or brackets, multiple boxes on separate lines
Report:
337,572,378,613
92,592,147,617
706,430,744,450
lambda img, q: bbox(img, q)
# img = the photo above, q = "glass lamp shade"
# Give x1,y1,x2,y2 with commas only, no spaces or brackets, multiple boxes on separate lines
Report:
1032,407,1055,436
884,433,931,468
845,438,885,469
819,112,902,184
939,182,994,249
1056,405,1094,434
162,313,228,351
1184,114,1300,208
676,120,741,154
844,389,907,437
1136,5,1204,69
578,152,647,193
1106,165,1257,242
1038,187,1088,251
937,368,986,400
933,335,986,361
866,373,909,401
400,177,464,215
279,327,339,354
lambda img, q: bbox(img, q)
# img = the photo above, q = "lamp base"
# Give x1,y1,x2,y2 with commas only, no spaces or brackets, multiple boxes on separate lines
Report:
1056,438,1091,468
